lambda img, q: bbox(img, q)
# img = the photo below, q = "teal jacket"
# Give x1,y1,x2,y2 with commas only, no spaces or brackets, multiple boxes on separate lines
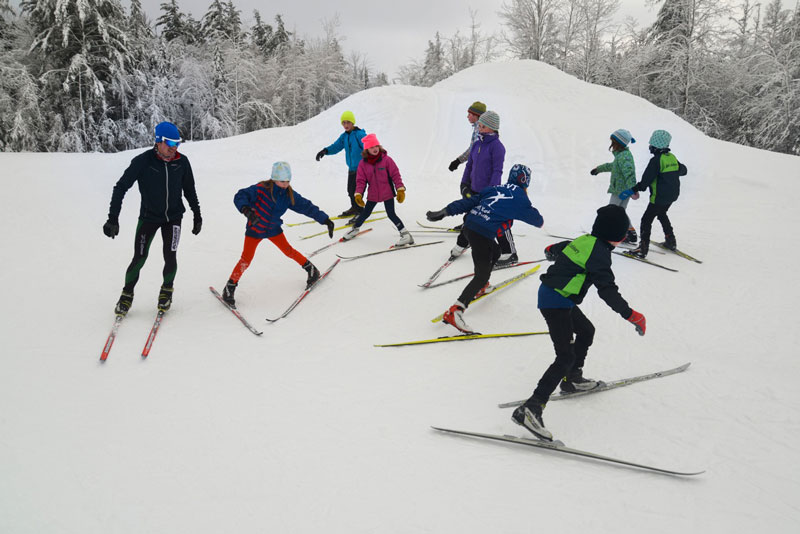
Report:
325,127,367,171
595,148,636,196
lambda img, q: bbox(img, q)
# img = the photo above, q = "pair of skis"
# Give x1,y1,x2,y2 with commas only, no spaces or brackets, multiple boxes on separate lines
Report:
433,363,703,476
209,259,341,333
100,310,166,361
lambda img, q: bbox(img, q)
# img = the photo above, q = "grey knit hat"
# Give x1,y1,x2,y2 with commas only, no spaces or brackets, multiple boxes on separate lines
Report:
477,110,500,131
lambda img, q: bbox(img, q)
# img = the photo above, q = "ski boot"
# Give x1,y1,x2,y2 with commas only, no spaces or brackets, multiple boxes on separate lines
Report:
157,285,173,312
115,291,134,316
442,301,473,334
664,233,677,251
396,229,414,247
624,227,638,244
512,402,553,441
222,279,237,308
338,206,358,218
474,282,491,299
302,261,320,288
342,226,361,241
559,369,599,393
628,242,649,259
495,252,518,267
450,244,468,258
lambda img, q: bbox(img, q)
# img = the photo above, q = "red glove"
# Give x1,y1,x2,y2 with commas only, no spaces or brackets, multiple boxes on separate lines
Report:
627,310,646,336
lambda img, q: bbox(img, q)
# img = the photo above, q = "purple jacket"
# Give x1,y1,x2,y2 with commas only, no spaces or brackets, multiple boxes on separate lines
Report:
356,151,405,202
461,133,505,193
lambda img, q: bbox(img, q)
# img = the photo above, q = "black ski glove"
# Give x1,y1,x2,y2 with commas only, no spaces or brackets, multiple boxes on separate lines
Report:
103,217,119,239
448,159,461,172
590,168,599,175
242,206,259,225
544,245,558,262
323,218,335,238
315,148,327,161
459,182,472,198
192,213,203,235
426,209,448,222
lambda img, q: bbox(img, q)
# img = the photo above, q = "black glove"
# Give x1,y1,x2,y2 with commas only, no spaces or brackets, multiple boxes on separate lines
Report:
103,217,119,239
544,245,558,262
242,206,259,225
323,218,335,238
315,148,327,161
426,209,448,222
459,182,472,198
448,159,461,172
590,168,599,175
192,213,202,235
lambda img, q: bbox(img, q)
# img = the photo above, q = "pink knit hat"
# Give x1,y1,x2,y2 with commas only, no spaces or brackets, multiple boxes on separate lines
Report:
362,133,380,150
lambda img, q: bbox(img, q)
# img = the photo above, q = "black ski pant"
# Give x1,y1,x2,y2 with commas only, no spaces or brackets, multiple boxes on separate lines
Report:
528,305,595,405
122,218,182,293
457,219,514,255
347,170,362,213
351,198,404,231
457,229,500,306
639,202,674,248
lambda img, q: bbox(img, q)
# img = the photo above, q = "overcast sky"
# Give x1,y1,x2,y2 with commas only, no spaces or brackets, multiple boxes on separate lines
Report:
10,0,659,78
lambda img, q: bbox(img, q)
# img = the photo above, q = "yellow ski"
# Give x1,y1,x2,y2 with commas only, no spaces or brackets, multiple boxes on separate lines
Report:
375,331,548,347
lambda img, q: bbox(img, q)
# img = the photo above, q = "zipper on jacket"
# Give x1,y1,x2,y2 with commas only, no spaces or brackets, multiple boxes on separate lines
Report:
164,162,169,220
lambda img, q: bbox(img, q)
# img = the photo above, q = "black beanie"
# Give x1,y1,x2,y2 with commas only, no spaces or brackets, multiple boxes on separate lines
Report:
591,205,629,242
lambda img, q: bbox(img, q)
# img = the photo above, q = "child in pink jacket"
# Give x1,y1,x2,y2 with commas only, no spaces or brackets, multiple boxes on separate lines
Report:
343,133,413,246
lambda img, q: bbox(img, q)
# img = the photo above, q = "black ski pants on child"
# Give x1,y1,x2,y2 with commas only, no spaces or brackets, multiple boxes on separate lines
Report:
122,218,182,293
529,305,595,405
457,228,501,306
351,198,404,230
639,202,674,247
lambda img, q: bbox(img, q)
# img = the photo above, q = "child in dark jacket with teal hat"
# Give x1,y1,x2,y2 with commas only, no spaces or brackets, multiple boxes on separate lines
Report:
620,130,688,258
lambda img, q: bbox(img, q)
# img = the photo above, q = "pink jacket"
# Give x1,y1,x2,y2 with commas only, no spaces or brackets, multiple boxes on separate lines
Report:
356,152,405,202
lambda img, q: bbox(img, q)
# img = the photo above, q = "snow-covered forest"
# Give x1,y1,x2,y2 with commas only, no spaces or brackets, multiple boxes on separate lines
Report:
1,0,799,155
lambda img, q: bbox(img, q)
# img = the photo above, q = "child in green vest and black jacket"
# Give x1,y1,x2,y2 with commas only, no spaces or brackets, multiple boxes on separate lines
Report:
620,130,688,258
511,205,646,442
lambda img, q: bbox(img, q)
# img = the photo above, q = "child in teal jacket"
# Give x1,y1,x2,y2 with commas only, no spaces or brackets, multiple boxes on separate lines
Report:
591,129,638,244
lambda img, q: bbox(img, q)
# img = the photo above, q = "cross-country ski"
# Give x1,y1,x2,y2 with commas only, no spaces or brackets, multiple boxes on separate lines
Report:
653,242,702,263
431,427,704,476
335,241,443,261
498,363,691,408
141,310,165,358
209,287,263,335
99,315,124,362
307,228,373,258
286,210,386,227
421,259,543,289
374,331,548,347
266,259,341,322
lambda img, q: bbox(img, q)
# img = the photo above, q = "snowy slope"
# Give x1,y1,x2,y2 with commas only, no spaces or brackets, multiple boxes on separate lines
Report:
2,60,799,533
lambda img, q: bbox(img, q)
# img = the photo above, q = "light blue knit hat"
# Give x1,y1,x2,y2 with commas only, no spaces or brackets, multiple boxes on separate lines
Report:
611,129,635,147
271,161,292,182
649,130,672,149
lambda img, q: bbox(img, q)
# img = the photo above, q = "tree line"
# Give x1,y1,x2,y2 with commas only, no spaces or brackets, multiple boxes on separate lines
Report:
399,0,800,156
0,0,386,152
1,0,798,156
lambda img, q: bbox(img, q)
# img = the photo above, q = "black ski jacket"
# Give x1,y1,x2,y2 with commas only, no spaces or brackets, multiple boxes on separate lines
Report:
540,234,632,318
108,147,200,223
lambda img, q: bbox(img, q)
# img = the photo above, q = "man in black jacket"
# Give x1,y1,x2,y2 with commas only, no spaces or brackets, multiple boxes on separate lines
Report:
103,122,202,315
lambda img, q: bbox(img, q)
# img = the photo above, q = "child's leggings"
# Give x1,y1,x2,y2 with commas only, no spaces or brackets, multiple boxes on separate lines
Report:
229,233,307,283
351,198,404,230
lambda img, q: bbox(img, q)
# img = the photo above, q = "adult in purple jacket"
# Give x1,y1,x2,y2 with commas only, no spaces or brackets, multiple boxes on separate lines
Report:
451,110,517,266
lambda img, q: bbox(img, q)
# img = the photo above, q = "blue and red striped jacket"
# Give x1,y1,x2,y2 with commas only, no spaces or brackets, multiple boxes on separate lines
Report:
233,182,329,239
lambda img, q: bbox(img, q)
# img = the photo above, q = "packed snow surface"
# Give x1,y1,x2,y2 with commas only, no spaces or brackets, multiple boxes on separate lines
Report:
2,61,799,533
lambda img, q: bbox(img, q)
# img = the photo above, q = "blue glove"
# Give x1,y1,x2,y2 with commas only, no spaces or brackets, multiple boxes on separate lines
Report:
619,189,634,200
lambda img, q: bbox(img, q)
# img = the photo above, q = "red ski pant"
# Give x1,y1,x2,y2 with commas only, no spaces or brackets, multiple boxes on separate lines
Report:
229,233,307,283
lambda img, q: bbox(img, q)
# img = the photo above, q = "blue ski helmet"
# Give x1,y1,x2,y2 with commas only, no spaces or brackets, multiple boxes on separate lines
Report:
155,121,181,143
507,164,532,188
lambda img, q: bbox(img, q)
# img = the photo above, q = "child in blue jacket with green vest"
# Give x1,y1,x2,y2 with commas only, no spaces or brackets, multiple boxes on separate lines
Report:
620,130,688,259
511,205,646,442
315,110,367,218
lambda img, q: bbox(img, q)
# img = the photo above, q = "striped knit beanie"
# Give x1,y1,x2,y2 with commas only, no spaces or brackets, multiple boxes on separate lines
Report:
478,110,500,131
468,101,486,115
